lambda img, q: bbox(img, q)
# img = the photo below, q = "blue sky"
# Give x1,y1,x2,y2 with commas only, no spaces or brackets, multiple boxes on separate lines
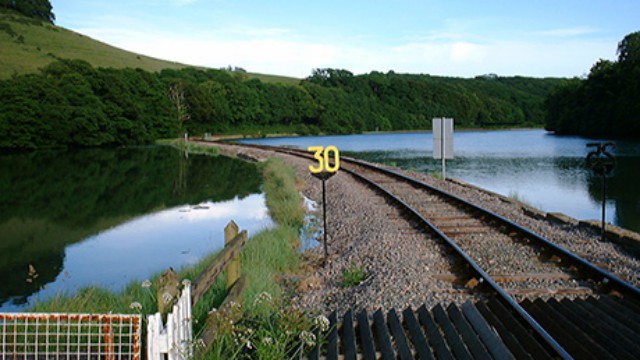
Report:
52,0,639,78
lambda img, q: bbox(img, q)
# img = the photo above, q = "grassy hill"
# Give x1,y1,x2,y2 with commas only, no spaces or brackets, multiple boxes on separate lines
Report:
0,9,299,84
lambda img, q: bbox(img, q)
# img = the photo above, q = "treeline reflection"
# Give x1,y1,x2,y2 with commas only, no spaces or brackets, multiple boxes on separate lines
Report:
0,146,261,306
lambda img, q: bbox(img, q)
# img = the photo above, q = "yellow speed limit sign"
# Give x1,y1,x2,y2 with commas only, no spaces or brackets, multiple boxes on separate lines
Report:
308,146,340,173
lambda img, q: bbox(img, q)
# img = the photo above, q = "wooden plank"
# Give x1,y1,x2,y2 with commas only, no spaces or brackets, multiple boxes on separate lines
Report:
198,275,246,349
434,272,574,284
460,302,514,360
341,310,357,360
550,298,638,359
356,310,377,360
574,299,640,340
446,303,491,359
417,305,455,360
432,304,473,359
594,297,640,334
387,309,413,360
504,287,593,297
191,230,247,306
219,274,246,309
225,221,240,288
307,328,320,360
550,298,633,358
522,299,609,360
326,311,339,360
475,301,532,360
492,273,573,282
401,308,435,360
438,226,495,236
486,298,550,360
373,309,395,360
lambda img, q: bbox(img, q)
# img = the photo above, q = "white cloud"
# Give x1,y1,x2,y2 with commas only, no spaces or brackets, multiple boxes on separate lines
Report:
535,26,599,37
76,20,617,78
450,42,488,63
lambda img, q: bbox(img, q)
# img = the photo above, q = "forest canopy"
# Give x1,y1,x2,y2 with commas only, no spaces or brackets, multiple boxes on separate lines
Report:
0,0,54,23
545,31,640,139
0,58,565,151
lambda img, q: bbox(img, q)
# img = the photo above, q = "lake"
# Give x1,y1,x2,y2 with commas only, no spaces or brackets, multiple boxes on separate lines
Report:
0,146,272,311
241,129,640,233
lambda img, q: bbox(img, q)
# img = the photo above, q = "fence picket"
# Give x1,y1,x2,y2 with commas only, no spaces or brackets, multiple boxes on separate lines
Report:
146,282,193,360
148,221,247,359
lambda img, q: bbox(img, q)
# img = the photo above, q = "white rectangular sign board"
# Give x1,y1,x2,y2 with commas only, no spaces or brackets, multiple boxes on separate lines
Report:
433,117,454,159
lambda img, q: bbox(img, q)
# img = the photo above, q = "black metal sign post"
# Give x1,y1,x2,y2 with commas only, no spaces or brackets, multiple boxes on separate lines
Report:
586,142,616,241
311,170,336,265
308,145,340,266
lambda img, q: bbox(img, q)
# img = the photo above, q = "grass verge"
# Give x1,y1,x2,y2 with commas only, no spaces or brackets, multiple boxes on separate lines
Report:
157,139,221,157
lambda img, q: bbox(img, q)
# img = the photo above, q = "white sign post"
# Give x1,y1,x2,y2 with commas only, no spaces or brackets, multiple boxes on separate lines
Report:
432,118,454,180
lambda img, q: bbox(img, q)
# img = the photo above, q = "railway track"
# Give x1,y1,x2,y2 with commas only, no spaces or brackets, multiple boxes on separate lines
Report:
197,140,640,358
341,159,610,300
231,142,638,294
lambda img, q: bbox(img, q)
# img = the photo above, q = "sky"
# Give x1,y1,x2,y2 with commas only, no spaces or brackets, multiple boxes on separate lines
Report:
52,0,640,79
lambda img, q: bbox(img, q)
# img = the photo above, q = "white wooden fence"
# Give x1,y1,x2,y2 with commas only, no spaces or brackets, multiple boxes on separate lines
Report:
147,282,193,360
1,222,245,359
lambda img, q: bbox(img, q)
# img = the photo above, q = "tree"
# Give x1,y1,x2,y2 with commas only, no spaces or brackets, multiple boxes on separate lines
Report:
0,0,55,23
545,31,640,138
617,31,640,66
168,83,190,134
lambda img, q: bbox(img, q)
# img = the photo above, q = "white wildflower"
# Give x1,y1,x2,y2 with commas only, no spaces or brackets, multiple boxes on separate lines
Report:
262,337,273,345
196,339,206,350
313,315,330,332
244,339,254,350
141,280,152,288
227,301,241,311
299,331,316,347
253,291,273,306
129,302,143,311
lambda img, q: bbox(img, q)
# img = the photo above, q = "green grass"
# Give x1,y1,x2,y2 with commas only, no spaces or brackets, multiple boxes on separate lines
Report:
261,158,305,230
340,263,368,288
0,9,187,78
430,170,443,180
165,140,221,157
0,9,300,84
507,190,532,206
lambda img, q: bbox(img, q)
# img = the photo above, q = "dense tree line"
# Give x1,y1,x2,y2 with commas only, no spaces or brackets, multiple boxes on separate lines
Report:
0,0,54,23
0,58,564,151
546,32,640,138
302,69,560,132
0,60,178,150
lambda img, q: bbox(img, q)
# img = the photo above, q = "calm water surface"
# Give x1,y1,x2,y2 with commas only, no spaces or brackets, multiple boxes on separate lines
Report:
242,129,640,233
0,147,272,311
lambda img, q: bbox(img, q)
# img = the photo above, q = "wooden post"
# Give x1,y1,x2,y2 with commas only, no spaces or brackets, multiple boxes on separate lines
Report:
225,221,240,289
157,268,180,322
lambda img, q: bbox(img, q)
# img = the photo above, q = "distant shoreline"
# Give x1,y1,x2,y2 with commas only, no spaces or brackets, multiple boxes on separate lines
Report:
203,127,547,142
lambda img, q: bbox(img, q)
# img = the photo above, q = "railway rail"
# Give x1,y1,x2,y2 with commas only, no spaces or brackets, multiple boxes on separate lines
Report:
196,140,640,358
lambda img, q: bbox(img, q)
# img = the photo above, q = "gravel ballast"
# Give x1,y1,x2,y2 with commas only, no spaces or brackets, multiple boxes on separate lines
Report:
211,142,640,316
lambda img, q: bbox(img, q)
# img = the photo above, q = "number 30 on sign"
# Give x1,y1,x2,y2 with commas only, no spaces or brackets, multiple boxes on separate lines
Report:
308,146,340,173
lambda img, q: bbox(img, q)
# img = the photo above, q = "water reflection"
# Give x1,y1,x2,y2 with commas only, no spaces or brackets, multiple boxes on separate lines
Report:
587,157,640,232
0,147,267,311
242,130,640,233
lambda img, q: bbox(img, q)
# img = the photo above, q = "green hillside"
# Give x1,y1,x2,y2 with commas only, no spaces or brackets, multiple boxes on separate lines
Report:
0,9,299,84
